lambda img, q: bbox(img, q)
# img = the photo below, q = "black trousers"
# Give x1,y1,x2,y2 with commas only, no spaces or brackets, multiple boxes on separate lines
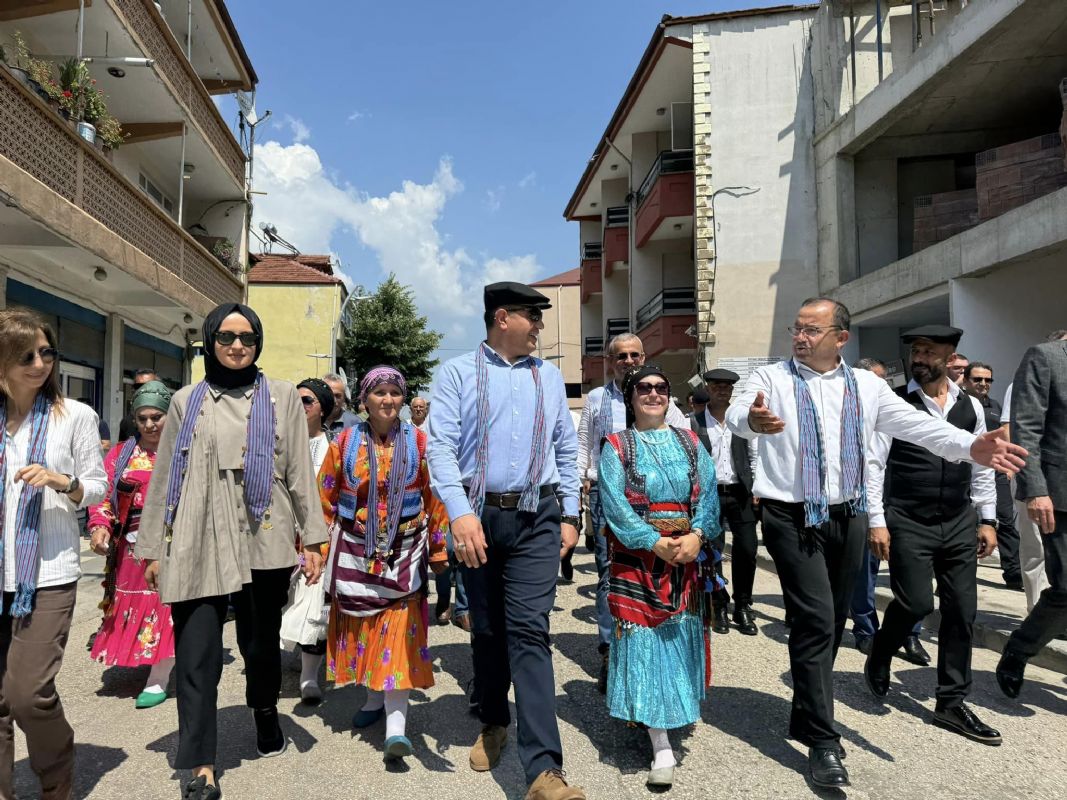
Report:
761,499,866,748
170,567,291,769
871,505,978,708
1006,510,1067,661
461,494,563,785
995,473,1021,584
712,483,758,610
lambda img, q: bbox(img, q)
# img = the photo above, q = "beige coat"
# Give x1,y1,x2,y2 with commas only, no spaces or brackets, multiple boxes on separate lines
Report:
138,376,328,604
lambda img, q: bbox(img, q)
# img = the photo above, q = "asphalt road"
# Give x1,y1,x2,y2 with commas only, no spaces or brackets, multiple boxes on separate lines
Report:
12,543,1067,799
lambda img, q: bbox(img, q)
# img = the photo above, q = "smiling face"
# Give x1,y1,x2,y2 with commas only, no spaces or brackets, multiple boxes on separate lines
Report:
493,306,544,358
630,374,669,427
964,366,993,399
366,383,404,428
133,405,166,449
6,329,55,396
213,312,257,371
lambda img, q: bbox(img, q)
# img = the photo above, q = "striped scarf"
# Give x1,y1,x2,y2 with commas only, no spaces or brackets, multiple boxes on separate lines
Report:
596,381,619,452
0,394,53,617
163,374,275,533
788,359,867,530
109,436,138,512
466,342,547,516
347,420,416,559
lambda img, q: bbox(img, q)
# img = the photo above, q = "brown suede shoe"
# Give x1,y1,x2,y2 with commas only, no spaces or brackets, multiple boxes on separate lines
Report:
524,768,586,800
469,724,508,771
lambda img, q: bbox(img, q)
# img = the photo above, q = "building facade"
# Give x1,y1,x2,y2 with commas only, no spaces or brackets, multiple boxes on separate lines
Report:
530,268,584,409
0,0,255,430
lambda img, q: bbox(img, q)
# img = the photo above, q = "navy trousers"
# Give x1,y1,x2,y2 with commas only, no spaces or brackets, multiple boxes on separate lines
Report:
462,493,563,784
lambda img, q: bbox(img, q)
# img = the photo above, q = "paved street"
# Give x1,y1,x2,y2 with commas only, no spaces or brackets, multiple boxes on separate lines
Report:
14,543,1067,800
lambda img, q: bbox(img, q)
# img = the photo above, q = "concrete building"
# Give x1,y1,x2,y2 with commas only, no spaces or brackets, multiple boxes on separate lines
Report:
812,0,1067,397
565,4,822,391
530,267,584,409
244,253,347,386
0,0,254,430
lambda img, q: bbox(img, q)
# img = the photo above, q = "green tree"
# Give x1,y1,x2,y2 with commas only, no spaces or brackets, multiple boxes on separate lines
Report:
338,275,442,396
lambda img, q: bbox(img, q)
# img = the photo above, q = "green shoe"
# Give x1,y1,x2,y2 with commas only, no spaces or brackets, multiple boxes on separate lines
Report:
135,690,167,709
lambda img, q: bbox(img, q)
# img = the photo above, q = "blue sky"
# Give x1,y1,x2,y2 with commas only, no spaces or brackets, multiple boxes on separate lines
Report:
228,0,769,361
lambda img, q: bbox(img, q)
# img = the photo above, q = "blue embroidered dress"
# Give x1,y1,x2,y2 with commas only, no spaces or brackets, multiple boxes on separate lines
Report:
598,427,720,729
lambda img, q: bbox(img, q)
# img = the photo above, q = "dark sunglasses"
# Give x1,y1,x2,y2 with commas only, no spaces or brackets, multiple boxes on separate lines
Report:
19,347,58,366
634,381,669,397
970,377,993,384
506,307,543,323
300,395,318,406
215,331,258,347
613,351,643,361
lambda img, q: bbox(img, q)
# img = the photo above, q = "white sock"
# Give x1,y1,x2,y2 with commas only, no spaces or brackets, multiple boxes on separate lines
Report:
300,651,323,689
362,689,385,712
384,689,410,739
648,727,676,769
143,657,174,695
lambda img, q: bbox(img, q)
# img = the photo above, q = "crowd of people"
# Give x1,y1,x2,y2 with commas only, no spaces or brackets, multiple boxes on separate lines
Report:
0,281,1063,799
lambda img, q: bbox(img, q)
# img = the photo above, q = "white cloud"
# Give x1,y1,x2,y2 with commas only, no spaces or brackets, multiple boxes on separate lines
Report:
485,187,504,213
518,171,537,189
250,140,546,350
281,114,311,143
347,110,371,122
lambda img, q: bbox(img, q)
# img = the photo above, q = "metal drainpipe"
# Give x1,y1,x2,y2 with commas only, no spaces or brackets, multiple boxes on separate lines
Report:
77,0,84,60
875,0,884,82
177,122,187,226
186,0,193,60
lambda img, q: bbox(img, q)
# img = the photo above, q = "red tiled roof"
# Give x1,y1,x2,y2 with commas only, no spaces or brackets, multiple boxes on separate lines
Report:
247,253,342,285
531,267,581,287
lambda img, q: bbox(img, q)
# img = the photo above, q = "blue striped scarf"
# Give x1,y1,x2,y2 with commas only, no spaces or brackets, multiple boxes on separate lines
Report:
466,342,547,516
788,359,867,529
343,420,418,558
596,381,618,452
0,394,53,617
163,374,275,533
109,436,139,511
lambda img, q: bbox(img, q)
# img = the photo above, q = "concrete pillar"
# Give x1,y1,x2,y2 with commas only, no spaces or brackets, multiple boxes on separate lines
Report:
102,314,124,438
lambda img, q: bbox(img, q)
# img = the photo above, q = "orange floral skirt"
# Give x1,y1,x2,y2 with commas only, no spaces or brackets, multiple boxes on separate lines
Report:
326,594,434,691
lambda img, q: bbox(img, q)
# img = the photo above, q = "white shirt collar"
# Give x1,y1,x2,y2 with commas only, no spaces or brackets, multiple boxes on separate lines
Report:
793,357,844,378
906,377,960,400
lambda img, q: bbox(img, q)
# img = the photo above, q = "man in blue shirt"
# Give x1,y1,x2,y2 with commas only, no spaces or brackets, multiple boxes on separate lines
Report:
428,282,584,800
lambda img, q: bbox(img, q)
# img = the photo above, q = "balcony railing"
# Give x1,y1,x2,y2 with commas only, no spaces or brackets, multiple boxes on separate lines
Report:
116,0,246,186
605,317,630,340
636,287,697,330
0,66,242,304
605,206,629,227
583,336,604,355
637,150,694,206
582,241,603,260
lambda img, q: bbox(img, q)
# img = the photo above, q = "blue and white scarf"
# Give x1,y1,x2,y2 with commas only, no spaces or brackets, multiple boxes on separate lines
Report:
109,436,139,512
163,373,275,533
596,381,618,452
788,359,867,530
0,394,53,617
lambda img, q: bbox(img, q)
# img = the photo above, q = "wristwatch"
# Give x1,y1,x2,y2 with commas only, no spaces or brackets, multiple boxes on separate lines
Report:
561,514,582,533
979,518,998,528
58,474,80,495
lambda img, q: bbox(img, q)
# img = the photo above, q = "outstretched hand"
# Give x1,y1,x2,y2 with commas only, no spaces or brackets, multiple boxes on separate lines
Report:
970,428,1027,475
748,391,785,435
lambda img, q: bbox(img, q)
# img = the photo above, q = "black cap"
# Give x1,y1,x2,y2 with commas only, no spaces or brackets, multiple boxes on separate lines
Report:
691,387,710,404
703,368,740,384
483,281,552,313
900,325,963,347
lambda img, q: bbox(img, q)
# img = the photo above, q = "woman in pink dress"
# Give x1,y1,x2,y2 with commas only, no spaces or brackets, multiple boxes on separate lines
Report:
88,380,175,708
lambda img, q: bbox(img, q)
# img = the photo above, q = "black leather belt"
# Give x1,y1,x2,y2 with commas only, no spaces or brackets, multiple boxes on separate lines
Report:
717,483,740,494
464,483,557,509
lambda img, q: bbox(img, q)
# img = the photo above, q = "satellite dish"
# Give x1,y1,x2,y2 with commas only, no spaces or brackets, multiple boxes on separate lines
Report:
237,90,258,126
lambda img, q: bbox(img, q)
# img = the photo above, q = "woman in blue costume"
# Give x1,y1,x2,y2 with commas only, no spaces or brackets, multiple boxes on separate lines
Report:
598,364,722,789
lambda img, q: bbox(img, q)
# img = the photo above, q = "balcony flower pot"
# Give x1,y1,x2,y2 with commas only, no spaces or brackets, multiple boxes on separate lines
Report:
76,121,96,144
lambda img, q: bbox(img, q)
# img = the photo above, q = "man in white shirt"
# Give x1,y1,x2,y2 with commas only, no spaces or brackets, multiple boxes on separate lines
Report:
863,326,1001,745
691,368,759,636
575,332,686,692
726,298,1025,789
410,396,430,431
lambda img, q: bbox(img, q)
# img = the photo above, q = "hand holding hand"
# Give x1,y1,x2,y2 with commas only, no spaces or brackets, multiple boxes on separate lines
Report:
970,428,1027,475
652,537,683,563
868,526,891,561
452,514,489,569
672,533,703,565
748,392,785,435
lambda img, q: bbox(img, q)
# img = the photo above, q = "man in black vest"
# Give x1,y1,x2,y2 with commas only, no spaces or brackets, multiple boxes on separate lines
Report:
691,368,759,636
864,325,1001,744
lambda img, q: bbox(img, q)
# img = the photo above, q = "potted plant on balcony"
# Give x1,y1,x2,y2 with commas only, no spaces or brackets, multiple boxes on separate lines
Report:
212,238,236,269
95,114,125,155
58,57,98,143
4,32,33,87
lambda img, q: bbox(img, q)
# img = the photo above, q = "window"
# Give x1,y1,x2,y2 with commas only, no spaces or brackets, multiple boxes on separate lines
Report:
138,172,174,214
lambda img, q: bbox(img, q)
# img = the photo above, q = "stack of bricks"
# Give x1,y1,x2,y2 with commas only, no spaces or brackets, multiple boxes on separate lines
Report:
975,132,1067,221
912,188,979,252
1060,78,1067,169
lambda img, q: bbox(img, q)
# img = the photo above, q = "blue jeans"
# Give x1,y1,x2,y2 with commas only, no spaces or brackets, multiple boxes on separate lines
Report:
850,538,920,640
589,485,613,652
434,530,468,616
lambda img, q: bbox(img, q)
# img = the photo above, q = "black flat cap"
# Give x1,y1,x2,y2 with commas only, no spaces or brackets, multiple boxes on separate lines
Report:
483,281,552,312
691,387,710,403
703,368,740,384
900,325,963,346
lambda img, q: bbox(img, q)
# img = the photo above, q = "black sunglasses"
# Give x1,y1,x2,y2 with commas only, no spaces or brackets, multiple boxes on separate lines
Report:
634,381,669,397
19,347,58,366
215,331,258,347
613,351,643,361
970,377,993,384
300,395,318,406
506,307,543,323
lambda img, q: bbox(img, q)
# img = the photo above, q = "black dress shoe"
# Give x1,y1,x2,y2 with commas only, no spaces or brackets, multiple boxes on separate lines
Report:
733,606,758,636
597,652,609,694
713,606,730,634
864,653,890,699
933,704,1002,745
808,746,849,788
898,634,931,666
855,635,872,656
995,651,1026,699
1004,579,1024,592
182,776,222,800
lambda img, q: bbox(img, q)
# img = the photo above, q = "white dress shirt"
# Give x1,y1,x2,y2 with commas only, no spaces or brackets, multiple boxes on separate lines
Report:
1001,382,1013,425
725,358,977,506
866,379,997,528
702,409,757,486
3,399,107,591
576,380,688,482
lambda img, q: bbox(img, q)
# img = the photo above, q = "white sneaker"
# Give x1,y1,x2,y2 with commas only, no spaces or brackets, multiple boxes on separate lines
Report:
300,680,322,705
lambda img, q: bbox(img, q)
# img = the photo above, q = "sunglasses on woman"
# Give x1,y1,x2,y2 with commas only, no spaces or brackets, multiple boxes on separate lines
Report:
19,347,58,366
300,395,318,406
634,381,669,397
215,331,258,347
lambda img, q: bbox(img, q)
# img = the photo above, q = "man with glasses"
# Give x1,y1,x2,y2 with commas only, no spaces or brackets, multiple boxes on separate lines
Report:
575,332,687,693
964,362,1022,590
725,298,1026,789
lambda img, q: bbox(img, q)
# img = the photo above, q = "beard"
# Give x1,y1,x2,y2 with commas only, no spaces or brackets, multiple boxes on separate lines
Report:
911,362,944,384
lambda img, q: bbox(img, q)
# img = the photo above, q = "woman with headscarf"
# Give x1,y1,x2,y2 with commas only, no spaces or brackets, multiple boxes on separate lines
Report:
279,378,341,704
88,380,176,708
326,365,448,761
0,309,107,800
597,364,722,789
137,303,327,800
